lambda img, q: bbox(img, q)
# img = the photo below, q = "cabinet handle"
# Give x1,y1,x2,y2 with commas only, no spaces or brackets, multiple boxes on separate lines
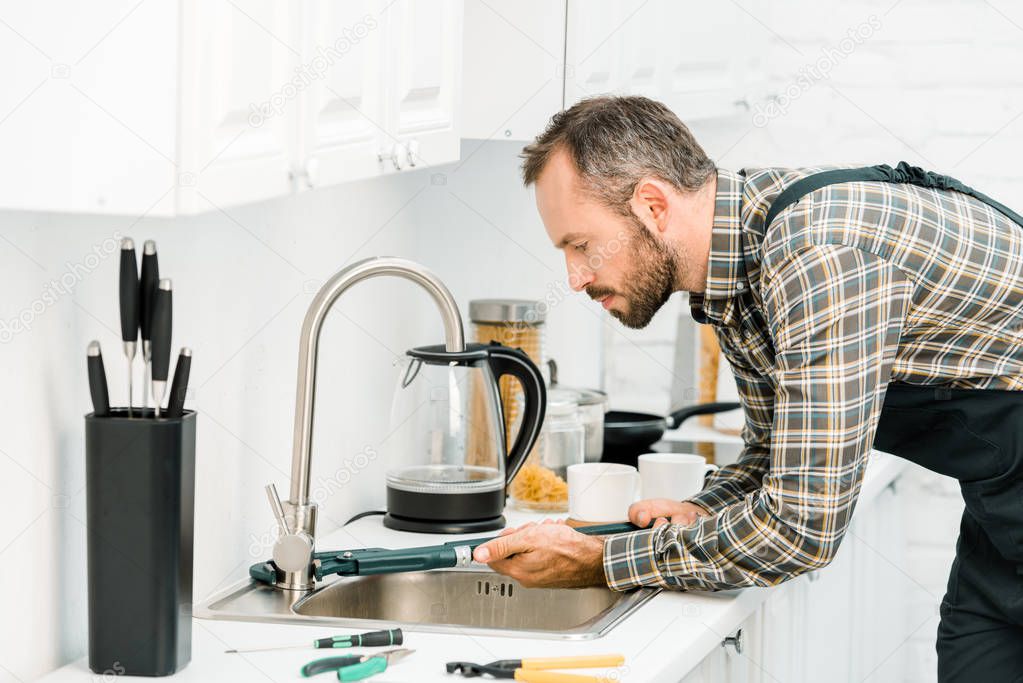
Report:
378,144,404,171
304,158,320,189
405,139,420,168
722,628,743,654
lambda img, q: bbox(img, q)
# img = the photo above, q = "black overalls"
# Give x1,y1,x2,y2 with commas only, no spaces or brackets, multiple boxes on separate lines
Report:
761,163,1023,680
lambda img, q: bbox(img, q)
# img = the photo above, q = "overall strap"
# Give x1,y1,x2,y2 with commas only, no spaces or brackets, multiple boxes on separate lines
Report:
763,161,1023,231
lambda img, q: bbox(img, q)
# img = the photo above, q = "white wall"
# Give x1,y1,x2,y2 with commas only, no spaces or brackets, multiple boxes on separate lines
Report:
0,140,602,682
5,0,1019,679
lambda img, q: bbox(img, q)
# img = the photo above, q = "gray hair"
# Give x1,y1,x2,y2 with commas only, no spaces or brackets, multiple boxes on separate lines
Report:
521,96,716,217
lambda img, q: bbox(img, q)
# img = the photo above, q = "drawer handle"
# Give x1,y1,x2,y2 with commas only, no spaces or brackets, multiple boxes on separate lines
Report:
722,628,743,654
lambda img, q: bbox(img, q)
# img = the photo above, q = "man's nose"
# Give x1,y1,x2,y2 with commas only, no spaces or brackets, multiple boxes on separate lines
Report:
566,256,594,292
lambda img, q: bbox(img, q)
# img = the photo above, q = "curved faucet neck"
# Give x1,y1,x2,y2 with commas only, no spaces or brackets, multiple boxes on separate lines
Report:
289,257,465,508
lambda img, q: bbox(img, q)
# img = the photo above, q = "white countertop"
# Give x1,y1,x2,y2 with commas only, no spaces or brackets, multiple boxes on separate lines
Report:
40,451,905,683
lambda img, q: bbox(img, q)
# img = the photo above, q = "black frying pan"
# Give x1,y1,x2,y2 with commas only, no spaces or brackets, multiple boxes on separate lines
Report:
601,402,741,465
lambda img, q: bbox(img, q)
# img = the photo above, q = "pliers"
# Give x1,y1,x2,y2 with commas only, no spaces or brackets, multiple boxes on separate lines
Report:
302,647,414,680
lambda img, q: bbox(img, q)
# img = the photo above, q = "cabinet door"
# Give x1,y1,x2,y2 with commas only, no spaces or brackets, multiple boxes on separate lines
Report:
0,0,180,215
381,0,463,169
178,0,300,213
563,0,634,104
461,0,566,141
651,1,747,121
802,543,856,680
849,485,907,682
756,580,805,683
563,0,759,121
298,0,388,188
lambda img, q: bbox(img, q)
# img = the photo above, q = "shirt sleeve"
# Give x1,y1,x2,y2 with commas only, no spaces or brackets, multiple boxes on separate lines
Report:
603,244,911,591
686,346,775,513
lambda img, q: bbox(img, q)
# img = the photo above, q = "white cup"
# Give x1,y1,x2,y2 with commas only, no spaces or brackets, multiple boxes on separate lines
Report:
567,463,640,523
638,453,718,501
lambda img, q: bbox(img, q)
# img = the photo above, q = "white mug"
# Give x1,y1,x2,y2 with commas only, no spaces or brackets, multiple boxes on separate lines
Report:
567,463,640,523
638,453,718,501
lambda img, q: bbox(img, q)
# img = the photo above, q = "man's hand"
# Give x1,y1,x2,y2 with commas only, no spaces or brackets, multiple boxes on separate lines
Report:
472,519,606,588
629,499,709,528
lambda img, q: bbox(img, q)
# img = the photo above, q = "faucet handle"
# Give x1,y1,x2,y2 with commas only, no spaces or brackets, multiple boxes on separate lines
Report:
266,483,314,576
265,483,292,535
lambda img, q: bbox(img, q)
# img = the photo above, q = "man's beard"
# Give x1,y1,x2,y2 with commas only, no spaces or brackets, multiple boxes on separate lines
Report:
586,215,679,329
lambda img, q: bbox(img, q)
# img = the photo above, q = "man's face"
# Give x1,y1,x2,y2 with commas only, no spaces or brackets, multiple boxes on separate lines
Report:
534,150,679,329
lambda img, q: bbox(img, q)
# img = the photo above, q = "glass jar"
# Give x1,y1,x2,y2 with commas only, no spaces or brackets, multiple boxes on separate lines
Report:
509,389,584,512
469,299,547,451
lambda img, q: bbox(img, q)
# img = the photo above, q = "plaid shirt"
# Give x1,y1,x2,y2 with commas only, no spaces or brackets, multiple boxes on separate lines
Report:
603,167,1023,591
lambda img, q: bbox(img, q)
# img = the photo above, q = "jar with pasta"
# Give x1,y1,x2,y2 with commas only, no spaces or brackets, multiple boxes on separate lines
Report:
469,299,547,453
509,389,584,512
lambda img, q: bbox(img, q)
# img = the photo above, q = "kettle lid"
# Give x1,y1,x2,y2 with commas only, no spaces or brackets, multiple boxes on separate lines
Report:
407,342,492,365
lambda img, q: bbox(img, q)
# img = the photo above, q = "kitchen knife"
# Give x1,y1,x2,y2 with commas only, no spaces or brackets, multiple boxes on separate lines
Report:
139,240,159,411
118,238,139,416
150,279,172,417
87,340,110,417
165,347,191,418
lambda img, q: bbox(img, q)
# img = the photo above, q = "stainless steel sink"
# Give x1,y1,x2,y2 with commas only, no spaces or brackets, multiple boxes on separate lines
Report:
196,569,659,640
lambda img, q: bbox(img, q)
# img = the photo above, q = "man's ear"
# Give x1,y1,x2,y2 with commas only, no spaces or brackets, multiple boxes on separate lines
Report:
630,177,670,233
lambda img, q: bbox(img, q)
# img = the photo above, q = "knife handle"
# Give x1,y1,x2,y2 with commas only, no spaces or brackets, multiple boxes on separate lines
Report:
151,280,173,383
118,239,139,343
87,341,109,417
139,240,159,344
165,347,191,417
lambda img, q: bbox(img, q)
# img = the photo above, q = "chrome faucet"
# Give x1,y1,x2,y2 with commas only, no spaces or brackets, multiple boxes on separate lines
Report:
266,257,465,590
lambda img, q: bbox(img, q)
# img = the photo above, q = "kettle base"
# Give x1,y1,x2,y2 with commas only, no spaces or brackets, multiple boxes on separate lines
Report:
382,512,506,534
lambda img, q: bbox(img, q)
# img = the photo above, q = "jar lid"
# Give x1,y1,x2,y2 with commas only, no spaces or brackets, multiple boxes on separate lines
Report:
545,388,580,416
561,386,607,407
469,299,546,324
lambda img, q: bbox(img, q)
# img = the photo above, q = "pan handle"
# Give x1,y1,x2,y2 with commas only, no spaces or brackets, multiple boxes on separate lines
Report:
666,402,741,429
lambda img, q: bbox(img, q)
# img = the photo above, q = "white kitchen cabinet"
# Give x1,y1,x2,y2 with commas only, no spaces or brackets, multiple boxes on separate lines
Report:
461,0,768,142
683,481,908,683
299,0,462,186
848,484,907,682
0,0,463,216
563,0,763,121
460,0,566,141
296,0,389,191
382,0,462,170
178,0,301,213
679,612,760,683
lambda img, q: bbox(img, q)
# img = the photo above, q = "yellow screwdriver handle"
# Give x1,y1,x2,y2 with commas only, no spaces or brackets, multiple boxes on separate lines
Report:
514,671,616,683
520,655,625,670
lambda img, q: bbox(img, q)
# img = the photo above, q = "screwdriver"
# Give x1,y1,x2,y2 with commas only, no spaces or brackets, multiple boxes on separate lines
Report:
224,628,403,654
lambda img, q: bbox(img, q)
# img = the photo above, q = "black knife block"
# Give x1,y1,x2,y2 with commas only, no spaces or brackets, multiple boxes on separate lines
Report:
85,408,196,676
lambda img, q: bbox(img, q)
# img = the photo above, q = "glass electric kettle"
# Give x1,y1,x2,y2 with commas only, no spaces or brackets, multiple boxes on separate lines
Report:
384,341,546,533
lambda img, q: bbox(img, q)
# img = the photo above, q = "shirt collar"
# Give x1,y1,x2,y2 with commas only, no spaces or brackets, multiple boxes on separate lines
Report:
689,168,748,325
